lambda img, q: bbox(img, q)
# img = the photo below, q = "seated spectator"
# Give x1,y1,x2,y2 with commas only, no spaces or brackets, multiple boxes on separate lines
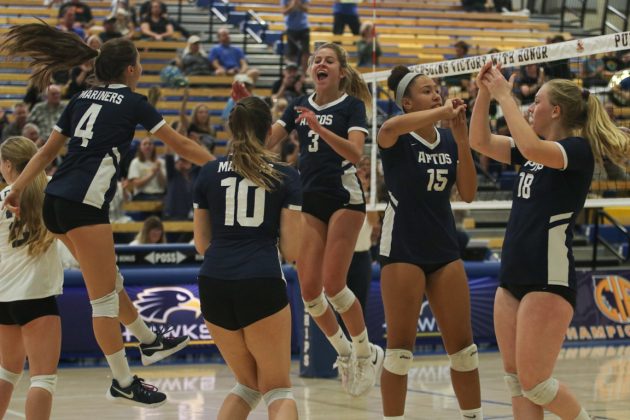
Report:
139,0,189,38
442,41,471,91
162,147,199,221
21,123,44,147
64,35,101,99
27,84,65,141
513,64,544,105
178,88,217,152
1,103,28,142
59,0,93,28
271,62,306,102
99,15,123,43
127,137,167,200
112,1,138,39
140,0,174,41
543,35,572,80
181,35,212,76
356,21,381,67
57,6,85,40
130,216,167,245
209,28,248,75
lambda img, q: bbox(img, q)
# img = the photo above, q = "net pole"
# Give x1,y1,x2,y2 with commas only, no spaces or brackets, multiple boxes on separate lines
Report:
369,0,378,209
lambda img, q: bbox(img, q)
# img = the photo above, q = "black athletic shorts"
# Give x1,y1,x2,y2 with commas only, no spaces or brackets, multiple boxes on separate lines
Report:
0,296,59,326
43,194,110,234
198,276,289,331
500,283,576,309
302,191,365,224
379,256,459,276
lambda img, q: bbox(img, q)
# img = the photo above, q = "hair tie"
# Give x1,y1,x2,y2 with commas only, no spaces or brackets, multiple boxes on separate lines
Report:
582,88,590,100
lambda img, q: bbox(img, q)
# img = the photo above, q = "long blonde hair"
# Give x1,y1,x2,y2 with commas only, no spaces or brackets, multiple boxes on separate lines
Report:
228,96,282,191
0,136,54,256
546,79,629,166
312,42,373,119
134,216,166,244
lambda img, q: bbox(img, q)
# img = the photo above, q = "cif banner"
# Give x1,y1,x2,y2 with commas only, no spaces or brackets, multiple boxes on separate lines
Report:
568,270,630,342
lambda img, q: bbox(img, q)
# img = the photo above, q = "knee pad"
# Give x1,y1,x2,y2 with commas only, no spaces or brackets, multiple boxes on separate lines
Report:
115,267,124,293
303,292,328,318
448,343,478,372
30,374,57,395
326,286,356,314
230,383,261,410
523,377,559,406
575,407,590,420
383,349,413,376
0,366,22,386
504,372,523,397
90,290,119,318
262,388,294,406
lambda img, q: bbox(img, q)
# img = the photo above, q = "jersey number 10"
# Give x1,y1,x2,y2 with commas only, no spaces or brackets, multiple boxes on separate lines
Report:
221,177,266,227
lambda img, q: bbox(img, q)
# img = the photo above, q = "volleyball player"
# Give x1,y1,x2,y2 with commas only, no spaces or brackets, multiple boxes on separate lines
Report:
193,96,301,420
0,24,214,407
470,61,629,419
251,42,384,396
377,66,482,420
0,136,62,420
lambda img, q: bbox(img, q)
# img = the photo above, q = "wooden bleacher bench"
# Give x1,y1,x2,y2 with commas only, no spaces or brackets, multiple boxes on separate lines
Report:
590,180,630,191
112,220,193,233
122,200,163,212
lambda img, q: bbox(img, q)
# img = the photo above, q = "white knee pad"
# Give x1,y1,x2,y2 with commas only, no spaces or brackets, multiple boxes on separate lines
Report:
504,372,523,397
448,343,479,372
230,383,261,410
90,290,119,318
115,267,124,293
327,286,356,314
263,388,294,406
575,407,590,420
523,377,559,406
383,349,413,376
30,374,57,395
0,366,22,386
303,292,329,318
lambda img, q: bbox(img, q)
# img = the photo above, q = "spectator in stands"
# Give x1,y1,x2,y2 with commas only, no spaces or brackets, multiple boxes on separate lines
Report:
513,64,544,106
130,216,167,244
178,87,217,150
542,35,572,80
443,41,471,92
113,4,137,39
63,35,101,100
581,54,611,88
21,123,44,147
272,62,305,102
27,85,65,141
1,103,29,142
58,0,94,28
162,147,199,221
209,28,248,75
140,0,174,41
180,35,212,76
332,0,361,36
282,0,310,71
356,20,381,68
127,137,167,200
139,0,189,38
56,6,85,40
271,97,289,123
99,15,124,43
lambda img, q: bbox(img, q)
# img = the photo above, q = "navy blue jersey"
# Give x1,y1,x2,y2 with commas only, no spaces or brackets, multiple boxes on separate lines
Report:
499,137,594,289
379,128,460,264
278,93,368,204
46,85,165,209
193,157,302,280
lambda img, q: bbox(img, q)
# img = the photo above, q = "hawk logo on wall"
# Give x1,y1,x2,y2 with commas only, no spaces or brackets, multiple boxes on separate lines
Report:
133,287,202,323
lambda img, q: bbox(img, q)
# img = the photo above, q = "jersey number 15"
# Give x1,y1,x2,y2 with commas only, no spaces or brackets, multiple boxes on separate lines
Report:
221,177,266,227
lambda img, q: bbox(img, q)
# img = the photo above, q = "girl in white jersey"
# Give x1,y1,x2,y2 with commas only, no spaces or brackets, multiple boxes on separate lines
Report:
0,136,63,420
470,61,629,420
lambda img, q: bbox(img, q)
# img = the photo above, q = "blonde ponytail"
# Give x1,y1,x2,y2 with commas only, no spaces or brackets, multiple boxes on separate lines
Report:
582,94,629,166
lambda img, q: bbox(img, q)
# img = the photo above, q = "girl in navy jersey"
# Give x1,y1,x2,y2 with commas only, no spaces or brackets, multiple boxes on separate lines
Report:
193,96,302,420
470,62,629,420
0,24,214,407
0,137,63,420
239,42,384,396
378,66,482,420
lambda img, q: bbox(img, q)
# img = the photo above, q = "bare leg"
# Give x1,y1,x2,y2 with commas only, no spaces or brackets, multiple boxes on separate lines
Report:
0,325,25,418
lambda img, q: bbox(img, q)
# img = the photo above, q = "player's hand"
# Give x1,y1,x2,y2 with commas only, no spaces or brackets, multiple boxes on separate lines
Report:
450,106,469,144
294,106,321,133
442,98,467,119
480,66,513,102
231,81,251,101
2,188,21,219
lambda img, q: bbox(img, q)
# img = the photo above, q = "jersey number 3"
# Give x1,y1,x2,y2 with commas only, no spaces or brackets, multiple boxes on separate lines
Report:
307,130,319,152
221,177,266,227
75,103,103,147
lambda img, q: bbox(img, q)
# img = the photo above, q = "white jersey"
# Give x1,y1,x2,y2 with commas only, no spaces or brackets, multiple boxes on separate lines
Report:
0,185,63,301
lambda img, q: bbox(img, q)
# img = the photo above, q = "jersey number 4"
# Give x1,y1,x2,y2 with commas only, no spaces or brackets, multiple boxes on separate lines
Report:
75,103,103,147
517,172,534,199
221,177,266,227
427,169,448,191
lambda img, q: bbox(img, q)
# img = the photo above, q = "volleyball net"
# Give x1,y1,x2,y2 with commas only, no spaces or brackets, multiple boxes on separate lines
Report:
359,32,630,212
